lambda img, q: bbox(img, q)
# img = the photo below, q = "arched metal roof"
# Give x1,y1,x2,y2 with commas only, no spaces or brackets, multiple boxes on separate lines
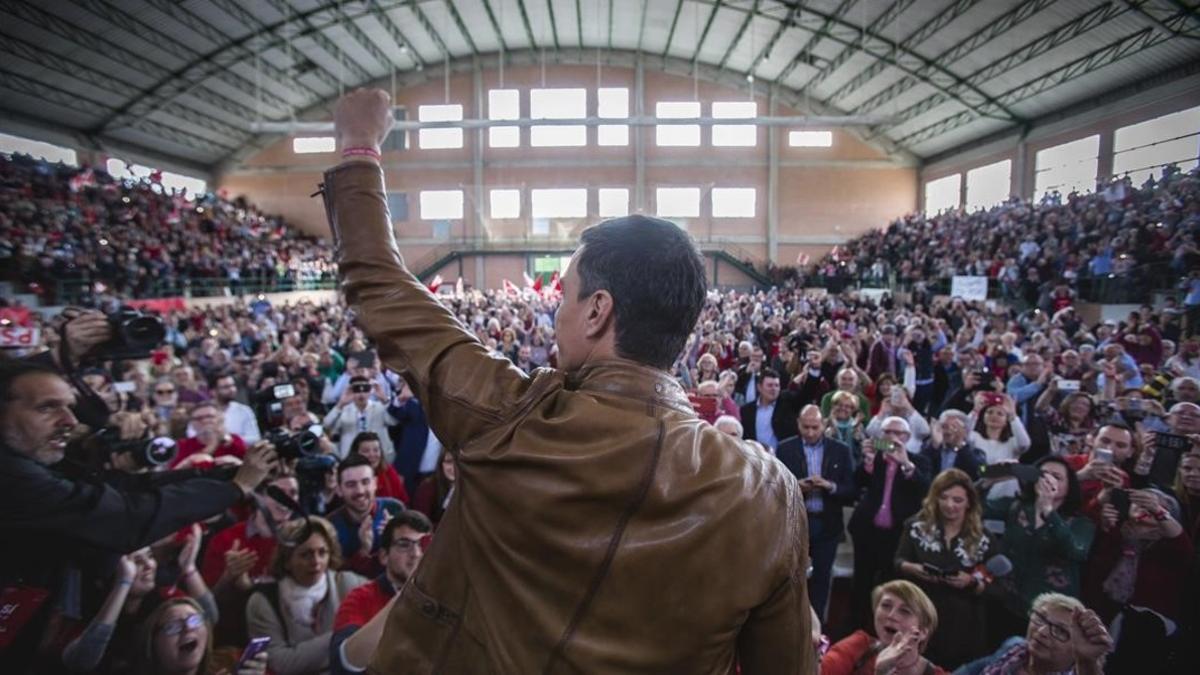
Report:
1,0,1197,172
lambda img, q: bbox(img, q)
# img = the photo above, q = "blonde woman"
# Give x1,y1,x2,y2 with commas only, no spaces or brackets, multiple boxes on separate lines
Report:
821,579,948,675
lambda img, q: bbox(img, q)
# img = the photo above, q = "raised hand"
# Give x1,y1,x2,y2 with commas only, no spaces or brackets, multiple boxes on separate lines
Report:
334,88,395,154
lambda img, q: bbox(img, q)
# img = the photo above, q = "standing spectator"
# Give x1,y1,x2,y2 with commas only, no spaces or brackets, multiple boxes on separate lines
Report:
213,373,261,444
776,405,857,620
739,369,797,452
849,416,932,629
348,432,408,505
734,343,764,405
867,325,901,380
322,376,398,461
387,382,441,496
918,410,984,480
412,449,456,527
1006,353,1050,427
152,377,181,422
172,366,210,405
326,455,405,578
968,394,1031,465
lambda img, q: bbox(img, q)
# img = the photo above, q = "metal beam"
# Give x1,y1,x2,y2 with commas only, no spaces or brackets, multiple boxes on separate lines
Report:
772,0,857,85
662,0,686,58
693,1,724,65
479,0,509,53
895,14,1193,148
636,0,649,53
717,0,760,71
744,2,799,80
407,0,453,57
799,0,921,92
1121,0,1200,39
608,0,615,50
445,1,480,54
852,0,1056,116
264,0,372,84
544,0,561,50
251,114,895,134
576,0,585,49
364,2,430,70
874,1,1133,138
515,0,539,48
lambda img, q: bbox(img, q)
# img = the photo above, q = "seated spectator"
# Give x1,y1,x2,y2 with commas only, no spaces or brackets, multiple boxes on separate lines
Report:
413,449,456,527
331,511,432,673
326,455,405,577
895,469,995,667
919,409,985,480
1084,488,1191,625
713,414,743,439
172,403,246,468
131,597,268,675
955,592,1112,675
968,394,1031,464
213,374,262,444
347,432,408,505
1176,451,1200,539
1064,423,1135,509
173,365,211,405
982,457,1094,634
246,517,367,675
821,579,948,675
152,377,182,422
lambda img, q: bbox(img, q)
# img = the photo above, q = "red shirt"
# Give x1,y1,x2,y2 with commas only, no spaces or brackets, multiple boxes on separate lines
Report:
333,576,397,631
199,520,276,587
1063,454,1131,521
171,434,246,469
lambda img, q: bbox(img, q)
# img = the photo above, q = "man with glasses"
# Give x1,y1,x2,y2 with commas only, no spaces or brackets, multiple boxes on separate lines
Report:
171,402,246,469
330,511,432,674
958,592,1111,675
152,377,180,422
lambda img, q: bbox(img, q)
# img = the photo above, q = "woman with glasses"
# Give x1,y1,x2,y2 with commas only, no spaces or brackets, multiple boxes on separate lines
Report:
954,593,1111,675
245,517,367,675
895,469,995,668
821,579,948,675
131,597,268,675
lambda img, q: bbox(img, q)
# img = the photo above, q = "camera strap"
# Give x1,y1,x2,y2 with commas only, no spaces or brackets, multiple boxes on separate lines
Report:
56,326,112,430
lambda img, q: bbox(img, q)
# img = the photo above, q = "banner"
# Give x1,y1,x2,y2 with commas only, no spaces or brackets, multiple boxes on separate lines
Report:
950,276,989,301
0,327,40,348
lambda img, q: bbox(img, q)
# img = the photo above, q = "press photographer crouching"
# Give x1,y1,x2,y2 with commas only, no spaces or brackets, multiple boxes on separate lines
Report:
0,310,279,673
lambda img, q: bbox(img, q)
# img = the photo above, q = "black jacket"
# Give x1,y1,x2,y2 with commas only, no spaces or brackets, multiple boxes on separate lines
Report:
775,436,857,537
916,441,985,481
848,451,932,535
739,394,799,446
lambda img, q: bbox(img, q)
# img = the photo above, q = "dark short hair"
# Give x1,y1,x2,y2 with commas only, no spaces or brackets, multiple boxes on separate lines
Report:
349,432,381,458
576,215,706,369
759,368,781,383
349,375,371,386
337,452,375,482
0,358,65,418
1032,456,1083,517
380,511,433,548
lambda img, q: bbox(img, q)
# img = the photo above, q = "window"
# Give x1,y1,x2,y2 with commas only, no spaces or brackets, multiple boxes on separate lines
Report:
1113,106,1200,184
597,188,630,217
531,189,587,218
292,137,335,154
106,159,207,198
386,192,409,222
965,160,1012,211
656,187,700,218
419,190,464,220
418,104,463,149
711,188,756,218
712,102,757,147
1035,135,1099,199
530,88,587,147
489,189,521,219
0,132,77,165
597,88,629,146
789,130,833,147
381,108,408,152
488,89,520,148
924,174,961,215
656,102,701,146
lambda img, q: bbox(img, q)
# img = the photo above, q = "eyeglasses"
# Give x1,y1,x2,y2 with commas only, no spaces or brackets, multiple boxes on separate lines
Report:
389,536,427,553
159,613,205,636
1030,609,1071,643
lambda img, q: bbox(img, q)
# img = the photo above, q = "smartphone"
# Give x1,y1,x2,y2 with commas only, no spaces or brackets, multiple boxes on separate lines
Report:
1092,447,1115,464
872,438,892,452
236,636,270,670
273,383,296,400
1149,434,1190,489
921,562,946,578
1057,379,1080,392
113,381,137,393
890,389,904,405
1110,488,1131,524
1127,398,1143,412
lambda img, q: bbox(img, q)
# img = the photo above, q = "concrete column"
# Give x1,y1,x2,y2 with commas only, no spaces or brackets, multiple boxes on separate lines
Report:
472,57,486,240
767,85,779,264
634,55,646,213
1097,128,1115,184
1014,139,1031,200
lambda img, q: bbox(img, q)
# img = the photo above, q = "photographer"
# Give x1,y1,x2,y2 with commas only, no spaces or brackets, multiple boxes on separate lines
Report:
0,359,278,667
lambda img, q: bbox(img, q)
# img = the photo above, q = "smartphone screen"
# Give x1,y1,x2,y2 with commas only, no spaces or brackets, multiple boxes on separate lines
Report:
236,637,270,670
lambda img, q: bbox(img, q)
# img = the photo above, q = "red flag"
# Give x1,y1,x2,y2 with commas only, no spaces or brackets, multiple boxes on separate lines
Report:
552,270,562,293
502,279,520,296
427,274,443,293
532,274,543,293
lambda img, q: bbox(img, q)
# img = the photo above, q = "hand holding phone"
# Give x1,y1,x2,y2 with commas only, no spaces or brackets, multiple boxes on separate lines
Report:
235,636,270,672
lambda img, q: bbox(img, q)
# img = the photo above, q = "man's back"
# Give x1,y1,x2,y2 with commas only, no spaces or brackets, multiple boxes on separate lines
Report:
321,161,813,674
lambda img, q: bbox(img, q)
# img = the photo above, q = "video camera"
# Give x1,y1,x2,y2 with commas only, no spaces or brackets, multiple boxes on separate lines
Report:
92,426,178,468
265,426,321,460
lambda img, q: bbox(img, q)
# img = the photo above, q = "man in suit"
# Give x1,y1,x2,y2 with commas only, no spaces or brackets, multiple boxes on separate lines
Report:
739,369,797,452
734,344,764,405
776,405,857,620
918,409,985,480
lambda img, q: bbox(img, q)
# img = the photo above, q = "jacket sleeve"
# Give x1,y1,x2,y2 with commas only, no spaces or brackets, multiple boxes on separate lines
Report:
0,454,242,554
735,481,815,675
320,163,535,452
246,592,332,675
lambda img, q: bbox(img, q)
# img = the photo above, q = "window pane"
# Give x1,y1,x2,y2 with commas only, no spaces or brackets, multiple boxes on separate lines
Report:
712,101,756,147
488,89,520,148
530,88,587,147
656,187,700,218
965,160,1011,211
1113,106,1200,184
419,104,463,149
789,131,833,147
597,188,629,217
0,132,77,165
598,88,629,146
531,188,587,218
490,189,521,219
711,188,756,218
656,102,701,146
1035,135,1099,199
420,190,464,219
924,174,961,215
292,137,336,154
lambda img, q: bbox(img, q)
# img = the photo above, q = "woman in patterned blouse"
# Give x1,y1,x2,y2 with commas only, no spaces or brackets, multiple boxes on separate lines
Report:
895,468,996,669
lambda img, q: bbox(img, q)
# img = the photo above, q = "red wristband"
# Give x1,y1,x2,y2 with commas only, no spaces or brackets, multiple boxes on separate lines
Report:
342,146,381,160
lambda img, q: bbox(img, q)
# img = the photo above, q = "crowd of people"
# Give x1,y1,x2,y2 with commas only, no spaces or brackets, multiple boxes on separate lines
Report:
2,146,1200,674
0,154,335,306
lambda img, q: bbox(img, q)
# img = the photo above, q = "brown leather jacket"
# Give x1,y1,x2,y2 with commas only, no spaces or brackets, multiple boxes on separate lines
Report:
320,163,813,674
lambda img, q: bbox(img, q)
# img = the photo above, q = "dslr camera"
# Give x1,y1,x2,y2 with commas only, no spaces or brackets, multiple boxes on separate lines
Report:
92,426,178,468
265,426,321,460
98,307,166,361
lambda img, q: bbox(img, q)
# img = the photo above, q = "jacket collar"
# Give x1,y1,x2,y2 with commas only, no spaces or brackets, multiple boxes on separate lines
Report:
565,359,695,416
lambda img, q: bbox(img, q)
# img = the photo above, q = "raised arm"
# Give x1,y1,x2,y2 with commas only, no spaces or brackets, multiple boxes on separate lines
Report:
322,90,538,452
